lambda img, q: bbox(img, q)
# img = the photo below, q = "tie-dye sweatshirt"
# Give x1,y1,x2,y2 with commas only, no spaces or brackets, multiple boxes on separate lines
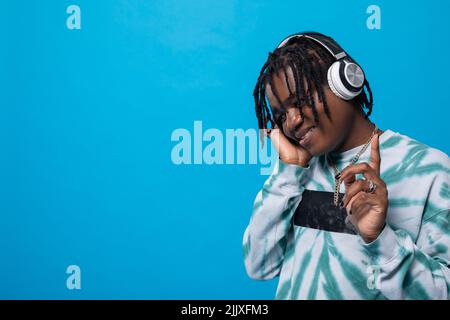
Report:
243,129,450,299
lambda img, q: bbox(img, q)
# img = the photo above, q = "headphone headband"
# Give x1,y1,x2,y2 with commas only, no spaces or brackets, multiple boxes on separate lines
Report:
276,32,347,60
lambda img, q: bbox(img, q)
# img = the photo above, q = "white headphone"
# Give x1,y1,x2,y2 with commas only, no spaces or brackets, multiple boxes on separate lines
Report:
276,32,365,100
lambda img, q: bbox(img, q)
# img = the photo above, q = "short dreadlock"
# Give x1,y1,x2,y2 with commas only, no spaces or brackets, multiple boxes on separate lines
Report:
253,36,373,143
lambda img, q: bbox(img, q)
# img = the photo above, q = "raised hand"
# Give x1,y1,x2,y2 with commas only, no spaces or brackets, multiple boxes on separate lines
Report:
339,133,389,243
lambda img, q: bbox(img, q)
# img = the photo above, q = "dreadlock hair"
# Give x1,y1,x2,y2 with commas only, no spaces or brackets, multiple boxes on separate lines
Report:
253,36,373,144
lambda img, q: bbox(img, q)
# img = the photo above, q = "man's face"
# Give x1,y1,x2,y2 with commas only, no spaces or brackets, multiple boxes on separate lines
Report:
265,66,357,156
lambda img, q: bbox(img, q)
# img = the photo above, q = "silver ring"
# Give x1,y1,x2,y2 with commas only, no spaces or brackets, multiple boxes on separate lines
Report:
366,179,377,193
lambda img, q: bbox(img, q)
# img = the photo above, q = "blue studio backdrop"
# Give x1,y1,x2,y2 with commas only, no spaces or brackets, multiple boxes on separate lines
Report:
1,0,449,299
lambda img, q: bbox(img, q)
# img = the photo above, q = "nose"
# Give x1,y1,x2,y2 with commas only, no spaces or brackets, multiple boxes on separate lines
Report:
284,107,303,135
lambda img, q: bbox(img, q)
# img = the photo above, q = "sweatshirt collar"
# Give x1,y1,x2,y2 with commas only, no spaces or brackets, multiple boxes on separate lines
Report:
327,128,395,165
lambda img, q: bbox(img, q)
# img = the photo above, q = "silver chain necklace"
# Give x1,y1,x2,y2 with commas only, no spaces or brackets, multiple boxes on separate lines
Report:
327,124,378,207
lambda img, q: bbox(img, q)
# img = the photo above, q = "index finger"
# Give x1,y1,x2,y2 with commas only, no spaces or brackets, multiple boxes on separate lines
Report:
370,132,381,175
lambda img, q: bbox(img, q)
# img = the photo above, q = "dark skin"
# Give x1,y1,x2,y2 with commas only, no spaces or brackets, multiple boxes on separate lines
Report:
265,66,383,159
265,67,388,243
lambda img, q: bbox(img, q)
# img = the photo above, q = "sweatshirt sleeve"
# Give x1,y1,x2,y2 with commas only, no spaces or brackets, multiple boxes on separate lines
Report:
359,153,450,299
243,159,311,280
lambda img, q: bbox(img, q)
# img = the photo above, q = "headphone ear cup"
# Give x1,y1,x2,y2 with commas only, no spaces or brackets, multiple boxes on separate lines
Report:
327,62,346,100
327,61,363,100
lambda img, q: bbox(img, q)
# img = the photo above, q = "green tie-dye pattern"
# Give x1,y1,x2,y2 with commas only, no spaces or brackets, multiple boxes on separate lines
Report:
361,233,382,265
383,159,449,189
253,162,308,211
387,232,432,299
380,135,402,149
381,145,427,183
435,244,448,255
275,227,309,299
441,182,450,200
306,237,332,300
413,163,450,176
315,234,344,299
283,229,296,263
245,130,450,299
275,196,305,261
424,209,450,234
403,272,431,299
308,178,326,191
243,235,250,260
258,163,290,208
281,196,301,220
415,250,444,275
275,231,296,300
388,197,426,210
307,264,320,300
245,190,299,262
422,202,447,222
260,238,268,279
276,280,292,300
403,254,436,299
251,173,308,271
394,250,419,298
318,155,336,189
252,198,263,212
253,173,280,211
289,229,319,299
327,234,382,299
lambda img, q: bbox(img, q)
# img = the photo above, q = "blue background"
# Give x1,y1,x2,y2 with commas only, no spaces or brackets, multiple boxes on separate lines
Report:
1,0,449,299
